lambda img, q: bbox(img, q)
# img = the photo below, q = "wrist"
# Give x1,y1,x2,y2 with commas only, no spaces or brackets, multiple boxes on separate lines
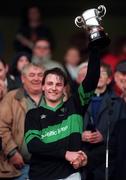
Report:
7,148,18,160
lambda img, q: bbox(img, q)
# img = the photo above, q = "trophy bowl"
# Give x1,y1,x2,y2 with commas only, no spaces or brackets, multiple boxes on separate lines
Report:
75,5,110,47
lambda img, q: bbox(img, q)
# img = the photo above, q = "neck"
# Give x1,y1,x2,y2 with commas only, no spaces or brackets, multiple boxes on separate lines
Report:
67,63,77,67
30,92,42,105
45,99,62,108
114,83,122,96
30,20,41,27
95,86,107,95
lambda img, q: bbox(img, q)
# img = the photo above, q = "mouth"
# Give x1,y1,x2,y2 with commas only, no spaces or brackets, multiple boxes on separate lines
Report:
48,92,58,96
50,93,57,96
32,83,41,86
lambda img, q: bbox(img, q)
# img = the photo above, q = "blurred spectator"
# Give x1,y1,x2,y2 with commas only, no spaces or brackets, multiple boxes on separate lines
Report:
80,63,126,180
10,52,31,88
0,63,45,179
32,38,64,70
14,4,54,53
102,36,126,73
113,60,126,102
63,46,81,92
69,31,89,60
0,58,17,100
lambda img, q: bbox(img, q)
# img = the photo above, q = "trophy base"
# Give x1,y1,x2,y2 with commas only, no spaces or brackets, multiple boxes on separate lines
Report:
89,30,110,48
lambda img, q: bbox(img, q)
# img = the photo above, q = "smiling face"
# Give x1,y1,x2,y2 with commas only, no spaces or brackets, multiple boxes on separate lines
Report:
22,65,44,95
0,61,8,81
42,74,65,106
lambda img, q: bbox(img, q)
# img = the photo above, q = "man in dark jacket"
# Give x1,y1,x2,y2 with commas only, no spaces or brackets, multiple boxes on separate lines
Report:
109,118,126,180
81,63,126,180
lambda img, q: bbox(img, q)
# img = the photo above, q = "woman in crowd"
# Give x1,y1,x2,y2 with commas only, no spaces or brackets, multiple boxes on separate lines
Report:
14,4,54,53
10,52,31,88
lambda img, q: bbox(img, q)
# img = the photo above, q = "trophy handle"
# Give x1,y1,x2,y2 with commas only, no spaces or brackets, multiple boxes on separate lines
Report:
97,5,106,20
75,16,86,28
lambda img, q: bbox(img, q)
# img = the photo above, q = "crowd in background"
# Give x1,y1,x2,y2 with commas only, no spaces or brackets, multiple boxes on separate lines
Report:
0,3,126,180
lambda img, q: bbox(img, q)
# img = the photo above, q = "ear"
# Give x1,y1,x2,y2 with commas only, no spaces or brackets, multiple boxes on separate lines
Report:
21,75,25,84
63,84,71,99
5,64,8,74
62,86,67,101
114,72,119,83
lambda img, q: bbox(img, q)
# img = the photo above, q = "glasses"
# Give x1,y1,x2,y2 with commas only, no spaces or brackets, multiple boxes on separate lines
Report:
35,45,50,50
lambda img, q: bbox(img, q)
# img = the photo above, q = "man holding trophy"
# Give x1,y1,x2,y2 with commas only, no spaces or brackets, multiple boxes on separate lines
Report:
24,5,110,180
75,5,110,180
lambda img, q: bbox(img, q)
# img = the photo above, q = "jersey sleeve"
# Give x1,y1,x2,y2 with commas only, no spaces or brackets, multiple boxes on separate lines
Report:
77,47,100,107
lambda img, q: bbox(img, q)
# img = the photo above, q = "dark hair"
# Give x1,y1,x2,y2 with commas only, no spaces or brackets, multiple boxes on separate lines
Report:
33,37,52,50
10,52,31,76
0,57,6,67
21,4,42,25
34,37,50,46
100,62,112,77
115,60,126,74
65,45,80,53
42,68,67,86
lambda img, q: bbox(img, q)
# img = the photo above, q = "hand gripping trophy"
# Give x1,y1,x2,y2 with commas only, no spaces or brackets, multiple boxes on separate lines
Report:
75,5,110,47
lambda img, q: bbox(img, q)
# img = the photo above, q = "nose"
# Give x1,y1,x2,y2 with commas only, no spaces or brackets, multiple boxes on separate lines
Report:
121,79,126,89
52,84,56,90
34,75,39,80
123,82,126,89
33,75,42,82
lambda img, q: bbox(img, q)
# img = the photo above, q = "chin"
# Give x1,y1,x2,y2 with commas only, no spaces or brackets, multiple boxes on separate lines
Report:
48,97,61,103
97,84,104,88
33,86,41,90
32,89,42,93
49,98,59,102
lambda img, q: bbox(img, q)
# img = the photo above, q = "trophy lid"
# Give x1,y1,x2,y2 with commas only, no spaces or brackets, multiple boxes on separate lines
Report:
82,8,98,21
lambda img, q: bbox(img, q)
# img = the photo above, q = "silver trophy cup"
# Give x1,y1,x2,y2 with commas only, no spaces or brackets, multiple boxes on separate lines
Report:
75,5,110,47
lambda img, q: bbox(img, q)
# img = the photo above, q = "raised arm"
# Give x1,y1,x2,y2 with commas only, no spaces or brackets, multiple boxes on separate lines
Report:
82,47,100,91
78,46,101,106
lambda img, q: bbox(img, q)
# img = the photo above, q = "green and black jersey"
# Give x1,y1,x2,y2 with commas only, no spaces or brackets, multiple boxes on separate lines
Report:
24,47,100,180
